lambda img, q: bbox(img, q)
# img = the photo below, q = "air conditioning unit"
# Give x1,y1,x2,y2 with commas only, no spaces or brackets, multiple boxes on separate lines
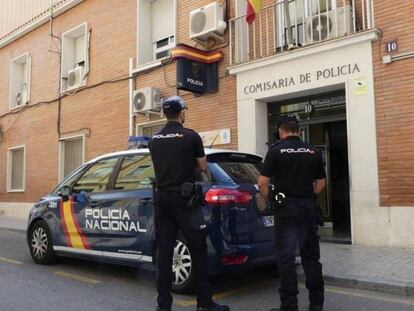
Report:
15,90,28,107
306,5,352,44
132,87,161,114
67,66,84,90
189,2,227,42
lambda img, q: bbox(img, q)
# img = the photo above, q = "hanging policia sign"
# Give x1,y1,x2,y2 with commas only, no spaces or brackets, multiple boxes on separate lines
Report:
172,44,223,94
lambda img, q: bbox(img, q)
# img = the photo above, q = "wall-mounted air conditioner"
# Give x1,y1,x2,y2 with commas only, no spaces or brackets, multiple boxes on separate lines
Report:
306,5,352,44
132,87,161,114
67,66,84,90
15,89,28,107
189,2,227,42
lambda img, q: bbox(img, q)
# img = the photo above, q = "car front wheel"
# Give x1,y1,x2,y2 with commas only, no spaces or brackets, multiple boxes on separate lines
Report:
29,221,56,265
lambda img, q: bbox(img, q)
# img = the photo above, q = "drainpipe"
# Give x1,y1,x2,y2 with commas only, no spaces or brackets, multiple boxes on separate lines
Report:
129,57,135,136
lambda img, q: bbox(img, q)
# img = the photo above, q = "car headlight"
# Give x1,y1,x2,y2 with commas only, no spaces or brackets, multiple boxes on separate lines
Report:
32,203,47,213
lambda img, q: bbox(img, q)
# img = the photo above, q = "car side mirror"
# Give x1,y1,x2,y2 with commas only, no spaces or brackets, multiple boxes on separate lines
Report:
58,186,71,201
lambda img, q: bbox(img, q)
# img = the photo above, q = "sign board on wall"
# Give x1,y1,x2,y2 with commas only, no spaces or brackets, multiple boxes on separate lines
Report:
199,129,231,147
172,44,223,94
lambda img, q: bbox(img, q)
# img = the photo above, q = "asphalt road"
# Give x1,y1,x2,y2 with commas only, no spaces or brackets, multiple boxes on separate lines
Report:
1,228,414,311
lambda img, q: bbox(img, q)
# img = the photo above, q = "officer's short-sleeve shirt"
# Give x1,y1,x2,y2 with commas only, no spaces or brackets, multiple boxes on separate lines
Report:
149,121,205,189
260,136,326,198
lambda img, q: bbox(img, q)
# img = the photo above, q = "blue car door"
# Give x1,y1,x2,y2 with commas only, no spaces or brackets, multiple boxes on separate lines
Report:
56,157,120,255
99,154,155,264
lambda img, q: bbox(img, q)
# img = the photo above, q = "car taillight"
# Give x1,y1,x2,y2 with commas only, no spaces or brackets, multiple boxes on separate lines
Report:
220,255,249,265
204,189,253,204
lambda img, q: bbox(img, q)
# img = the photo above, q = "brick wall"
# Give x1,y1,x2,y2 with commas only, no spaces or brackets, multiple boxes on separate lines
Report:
0,0,238,203
373,0,414,205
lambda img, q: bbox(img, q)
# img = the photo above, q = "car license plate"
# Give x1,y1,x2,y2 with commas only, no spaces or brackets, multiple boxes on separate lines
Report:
262,215,274,227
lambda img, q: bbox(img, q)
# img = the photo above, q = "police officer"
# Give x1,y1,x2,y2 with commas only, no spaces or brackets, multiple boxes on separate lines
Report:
258,115,326,311
149,96,230,311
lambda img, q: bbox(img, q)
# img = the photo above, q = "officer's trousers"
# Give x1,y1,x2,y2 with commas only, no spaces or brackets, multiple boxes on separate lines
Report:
274,198,324,311
156,190,212,310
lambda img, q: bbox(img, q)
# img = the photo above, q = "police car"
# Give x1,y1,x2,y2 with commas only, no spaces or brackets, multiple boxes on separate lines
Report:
27,148,276,292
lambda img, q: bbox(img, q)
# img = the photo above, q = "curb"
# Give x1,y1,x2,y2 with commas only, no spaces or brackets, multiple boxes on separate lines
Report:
298,272,414,297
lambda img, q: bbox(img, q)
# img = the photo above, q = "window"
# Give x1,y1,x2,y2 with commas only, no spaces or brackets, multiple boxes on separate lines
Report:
137,0,175,66
276,0,335,47
207,153,262,184
7,146,26,192
9,53,30,109
61,23,88,92
137,121,166,137
114,155,154,190
72,157,119,194
59,136,85,180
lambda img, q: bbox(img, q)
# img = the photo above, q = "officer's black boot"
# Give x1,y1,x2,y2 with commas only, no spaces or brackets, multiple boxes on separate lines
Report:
309,305,323,311
197,302,230,311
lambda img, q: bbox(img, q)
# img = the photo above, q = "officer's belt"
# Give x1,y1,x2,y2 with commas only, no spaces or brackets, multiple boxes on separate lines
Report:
158,185,182,193
284,194,314,199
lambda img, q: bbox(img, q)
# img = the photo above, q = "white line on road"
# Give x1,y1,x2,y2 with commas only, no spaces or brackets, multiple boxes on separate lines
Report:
0,256,23,265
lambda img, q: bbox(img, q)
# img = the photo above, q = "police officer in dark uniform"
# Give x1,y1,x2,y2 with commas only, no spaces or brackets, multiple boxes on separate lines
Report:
149,96,230,311
258,115,326,311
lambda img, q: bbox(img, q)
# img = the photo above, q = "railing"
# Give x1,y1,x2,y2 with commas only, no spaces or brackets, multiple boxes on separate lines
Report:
229,0,375,66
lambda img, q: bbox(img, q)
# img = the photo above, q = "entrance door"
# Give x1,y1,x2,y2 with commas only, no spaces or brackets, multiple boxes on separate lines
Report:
301,121,350,240
268,91,351,242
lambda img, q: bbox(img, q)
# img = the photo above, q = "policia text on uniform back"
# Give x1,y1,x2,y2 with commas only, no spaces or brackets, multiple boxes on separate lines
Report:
149,96,230,311
258,116,326,311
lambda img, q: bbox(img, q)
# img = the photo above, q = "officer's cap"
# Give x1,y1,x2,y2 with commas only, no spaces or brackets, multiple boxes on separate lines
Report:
277,115,299,129
162,96,187,114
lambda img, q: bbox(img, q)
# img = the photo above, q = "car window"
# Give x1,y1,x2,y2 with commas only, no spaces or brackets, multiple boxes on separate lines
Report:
207,153,262,184
114,155,154,190
52,165,88,194
73,157,119,193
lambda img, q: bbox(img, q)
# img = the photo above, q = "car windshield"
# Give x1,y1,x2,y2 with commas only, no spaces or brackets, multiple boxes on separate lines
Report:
51,164,88,194
207,153,262,184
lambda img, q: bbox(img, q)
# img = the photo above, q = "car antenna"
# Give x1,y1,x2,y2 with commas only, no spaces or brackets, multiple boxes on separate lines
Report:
209,134,219,149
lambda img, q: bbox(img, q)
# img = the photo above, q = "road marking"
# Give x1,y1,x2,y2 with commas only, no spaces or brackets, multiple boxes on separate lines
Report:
175,281,414,308
174,281,270,307
54,271,102,285
0,256,23,265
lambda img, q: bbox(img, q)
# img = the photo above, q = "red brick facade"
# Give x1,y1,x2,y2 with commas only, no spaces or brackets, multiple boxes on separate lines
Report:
373,0,414,206
0,0,237,203
0,0,413,207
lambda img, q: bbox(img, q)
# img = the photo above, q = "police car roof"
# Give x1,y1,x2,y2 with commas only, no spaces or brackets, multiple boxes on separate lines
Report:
86,148,262,165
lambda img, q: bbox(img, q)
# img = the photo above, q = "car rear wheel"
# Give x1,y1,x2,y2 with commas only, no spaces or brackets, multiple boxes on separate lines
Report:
171,238,194,294
29,221,56,265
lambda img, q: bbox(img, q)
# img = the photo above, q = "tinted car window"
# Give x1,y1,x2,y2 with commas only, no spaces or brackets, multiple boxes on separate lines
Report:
207,153,262,184
73,157,119,193
114,155,154,190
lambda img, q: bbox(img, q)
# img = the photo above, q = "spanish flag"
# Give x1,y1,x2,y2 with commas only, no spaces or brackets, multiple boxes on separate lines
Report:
246,0,262,24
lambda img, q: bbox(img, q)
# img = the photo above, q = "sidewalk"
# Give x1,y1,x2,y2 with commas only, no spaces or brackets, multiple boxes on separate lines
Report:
298,243,414,297
0,215,26,231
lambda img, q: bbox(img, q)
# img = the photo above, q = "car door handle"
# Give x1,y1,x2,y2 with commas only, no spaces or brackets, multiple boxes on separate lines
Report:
89,201,101,208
